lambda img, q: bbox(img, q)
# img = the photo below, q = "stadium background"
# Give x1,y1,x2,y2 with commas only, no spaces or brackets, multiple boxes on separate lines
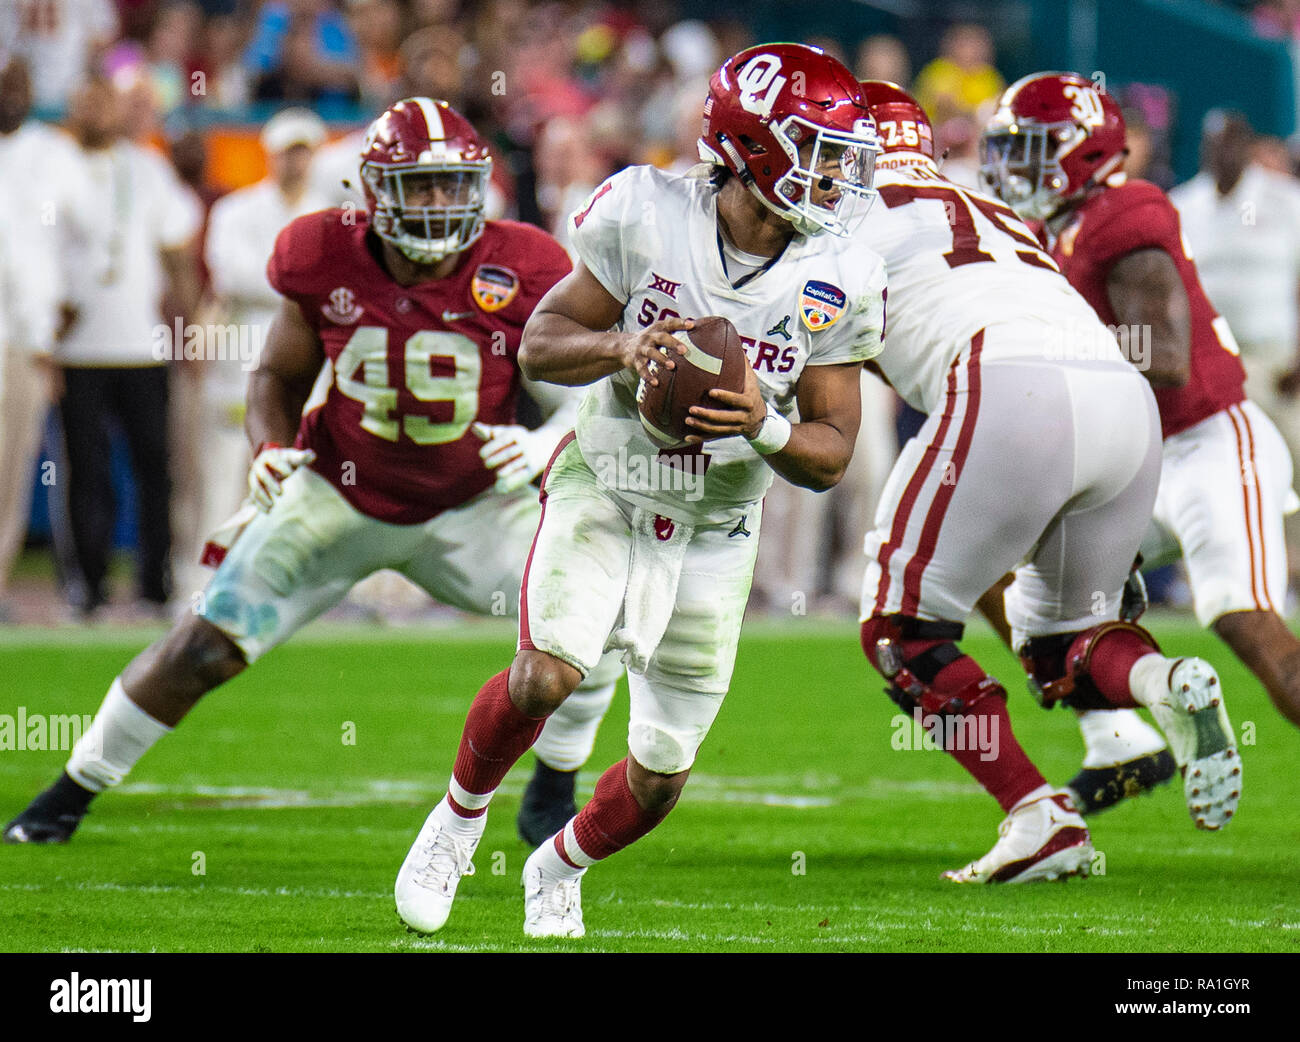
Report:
0,0,1298,957
4,0,1300,622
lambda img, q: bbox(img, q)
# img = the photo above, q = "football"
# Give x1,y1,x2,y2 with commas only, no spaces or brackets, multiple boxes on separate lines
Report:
636,316,749,446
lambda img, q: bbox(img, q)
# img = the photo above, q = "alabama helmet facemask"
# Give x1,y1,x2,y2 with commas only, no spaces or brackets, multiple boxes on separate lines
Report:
699,42,882,237
360,97,492,264
979,72,1127,222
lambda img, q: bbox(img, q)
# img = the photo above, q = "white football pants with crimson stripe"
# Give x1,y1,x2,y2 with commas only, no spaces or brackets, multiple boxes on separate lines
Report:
1140,399,1294,626
519,436,762,775
860,327,1162,649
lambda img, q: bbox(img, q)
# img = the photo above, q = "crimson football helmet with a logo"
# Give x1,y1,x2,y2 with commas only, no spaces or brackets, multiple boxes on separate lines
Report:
979,72,1126,221
860,80,934,161
699,43,881,237
360,97,492,264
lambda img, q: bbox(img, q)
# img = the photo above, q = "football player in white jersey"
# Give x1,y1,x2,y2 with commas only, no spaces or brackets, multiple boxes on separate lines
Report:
854,83,1240,884
394,44,888,938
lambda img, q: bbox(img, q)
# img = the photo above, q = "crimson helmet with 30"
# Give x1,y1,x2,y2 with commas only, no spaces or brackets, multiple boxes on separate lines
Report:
979,72,1126,221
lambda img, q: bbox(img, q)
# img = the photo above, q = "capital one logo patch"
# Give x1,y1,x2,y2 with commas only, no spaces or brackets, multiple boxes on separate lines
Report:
799,280,846,332
471,265,520,312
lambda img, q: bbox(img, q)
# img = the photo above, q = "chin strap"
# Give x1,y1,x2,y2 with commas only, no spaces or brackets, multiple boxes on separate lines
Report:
717,135,754,186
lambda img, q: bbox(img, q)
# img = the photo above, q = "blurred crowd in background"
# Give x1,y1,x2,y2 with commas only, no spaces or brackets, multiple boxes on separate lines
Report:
5,0,1300,625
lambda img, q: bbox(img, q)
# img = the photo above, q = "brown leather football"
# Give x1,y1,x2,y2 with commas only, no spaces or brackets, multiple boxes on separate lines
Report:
636,316,748,446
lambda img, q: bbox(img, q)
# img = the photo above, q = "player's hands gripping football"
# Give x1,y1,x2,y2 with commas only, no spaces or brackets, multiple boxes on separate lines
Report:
684,363,766,442
622,316,693,387
248,443,316,511
472,422,554,494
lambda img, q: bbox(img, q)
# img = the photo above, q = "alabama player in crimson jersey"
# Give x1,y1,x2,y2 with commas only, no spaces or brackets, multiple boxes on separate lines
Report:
393,44,886,938
983,73,1300,733
852,81,1238,885
4,98,620,849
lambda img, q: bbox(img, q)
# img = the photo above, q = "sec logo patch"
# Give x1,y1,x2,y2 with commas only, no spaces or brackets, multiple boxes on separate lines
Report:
799,280,846,332
472,265,520,312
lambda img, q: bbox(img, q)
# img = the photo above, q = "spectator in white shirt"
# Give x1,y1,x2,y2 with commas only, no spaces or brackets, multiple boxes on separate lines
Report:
1172,110,1300,581
196,108,332,560
0,57,95,615
12,0,118,110
54,76,200,616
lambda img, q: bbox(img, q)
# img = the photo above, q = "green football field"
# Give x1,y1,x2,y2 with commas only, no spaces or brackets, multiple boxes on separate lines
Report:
0,616,1296,953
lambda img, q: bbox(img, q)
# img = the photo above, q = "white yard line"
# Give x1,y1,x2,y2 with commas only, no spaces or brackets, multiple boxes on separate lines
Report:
103,772,984,811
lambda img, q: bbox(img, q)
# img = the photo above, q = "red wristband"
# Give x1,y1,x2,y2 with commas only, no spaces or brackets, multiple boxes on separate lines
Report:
254,441,282,457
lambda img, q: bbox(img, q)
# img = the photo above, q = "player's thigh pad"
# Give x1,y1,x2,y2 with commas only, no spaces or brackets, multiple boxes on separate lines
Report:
200,468,399,661
1155,401,1293,625
1006,362,1161,644
518,442,633,677
629,504,763,774
399,485,540,618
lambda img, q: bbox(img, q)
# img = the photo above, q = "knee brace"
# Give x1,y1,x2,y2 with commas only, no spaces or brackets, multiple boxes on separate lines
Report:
1018,620,1160,710
861,614,1005,716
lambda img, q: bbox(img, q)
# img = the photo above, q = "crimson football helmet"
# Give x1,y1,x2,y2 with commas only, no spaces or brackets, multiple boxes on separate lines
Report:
699,43,881,236
360,97,492,264
979,72,1126,221
860,80,935,160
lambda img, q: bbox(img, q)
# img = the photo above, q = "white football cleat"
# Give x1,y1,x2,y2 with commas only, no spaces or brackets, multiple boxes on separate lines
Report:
1136,657,1241,830
522,844,586,938
394,800,484,934
943,789,1093,884
1077,707,1167,767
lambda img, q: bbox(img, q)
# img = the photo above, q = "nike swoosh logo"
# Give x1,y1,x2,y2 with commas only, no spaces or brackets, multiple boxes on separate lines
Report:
442,310,474,322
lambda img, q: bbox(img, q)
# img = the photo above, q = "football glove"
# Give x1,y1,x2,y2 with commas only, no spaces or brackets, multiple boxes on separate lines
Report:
472,422,552,494
248,442,316,512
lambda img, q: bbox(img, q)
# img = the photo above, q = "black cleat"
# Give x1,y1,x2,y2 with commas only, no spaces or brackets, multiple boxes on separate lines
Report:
4,773,95,844
516,760,578,847
1066,749,1178,815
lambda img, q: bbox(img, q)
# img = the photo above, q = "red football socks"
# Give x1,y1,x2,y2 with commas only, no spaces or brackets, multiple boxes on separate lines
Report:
931,655,1047,812
558,758,669,866
1076,629,1152,708
448,669,547,817
945,693,1047,812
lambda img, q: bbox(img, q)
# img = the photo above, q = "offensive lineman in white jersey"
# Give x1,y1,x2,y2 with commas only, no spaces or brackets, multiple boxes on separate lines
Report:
393,44,887,938
854,83,1239,884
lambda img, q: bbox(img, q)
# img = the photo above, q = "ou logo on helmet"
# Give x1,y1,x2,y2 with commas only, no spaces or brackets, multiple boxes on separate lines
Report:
1062,84,1105,128
737,54,789,118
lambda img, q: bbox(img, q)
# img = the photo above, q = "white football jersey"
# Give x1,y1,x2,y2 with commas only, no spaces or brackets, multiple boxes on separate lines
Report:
858,156,1119,413
568,164,887,524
